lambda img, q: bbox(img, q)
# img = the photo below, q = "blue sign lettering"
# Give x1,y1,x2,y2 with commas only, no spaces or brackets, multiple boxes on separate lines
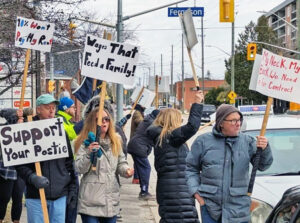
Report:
168,7,204,17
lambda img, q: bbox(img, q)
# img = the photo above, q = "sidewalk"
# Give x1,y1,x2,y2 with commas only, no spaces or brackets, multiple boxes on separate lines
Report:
18,154,160,223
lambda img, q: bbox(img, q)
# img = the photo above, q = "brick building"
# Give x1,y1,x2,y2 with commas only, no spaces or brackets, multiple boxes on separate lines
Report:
175,78,226,111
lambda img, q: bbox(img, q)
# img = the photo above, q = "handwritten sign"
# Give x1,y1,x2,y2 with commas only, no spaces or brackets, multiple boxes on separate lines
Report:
130,87,155,108
148,76,170,93
81,34,140,86
249,49,300,103
0,118,68,167
15,17,54,52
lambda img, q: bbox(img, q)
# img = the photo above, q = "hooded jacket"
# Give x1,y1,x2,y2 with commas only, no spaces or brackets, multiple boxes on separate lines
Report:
146,103,203,223
186,127,273,223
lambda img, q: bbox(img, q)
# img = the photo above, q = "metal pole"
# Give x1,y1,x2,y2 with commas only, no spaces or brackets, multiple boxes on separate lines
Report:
116,0,124,121
231,22,235,103
181,34,185,113
201,16,205,93
50,53,54,96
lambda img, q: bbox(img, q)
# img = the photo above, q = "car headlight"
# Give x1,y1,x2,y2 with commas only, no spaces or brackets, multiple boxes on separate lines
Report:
250,198,273,223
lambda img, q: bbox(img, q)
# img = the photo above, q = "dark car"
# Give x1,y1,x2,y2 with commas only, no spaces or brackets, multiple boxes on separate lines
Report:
201,104,216,123
266,185,300,223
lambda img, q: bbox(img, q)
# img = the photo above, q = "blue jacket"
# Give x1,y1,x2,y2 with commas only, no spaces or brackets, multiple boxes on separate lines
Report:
186,128,273,223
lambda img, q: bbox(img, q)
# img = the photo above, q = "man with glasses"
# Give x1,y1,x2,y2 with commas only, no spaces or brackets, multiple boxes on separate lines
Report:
186,104,273,223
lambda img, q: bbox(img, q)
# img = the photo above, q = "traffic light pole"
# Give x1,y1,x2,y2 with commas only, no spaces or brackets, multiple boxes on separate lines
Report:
230,22,235,104
116,0,188,121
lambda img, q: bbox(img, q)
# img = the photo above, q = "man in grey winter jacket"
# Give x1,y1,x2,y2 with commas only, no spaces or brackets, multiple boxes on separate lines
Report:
186,104,273,223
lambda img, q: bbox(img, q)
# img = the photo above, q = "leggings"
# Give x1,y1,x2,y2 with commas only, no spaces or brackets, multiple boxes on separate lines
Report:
0,176,25,221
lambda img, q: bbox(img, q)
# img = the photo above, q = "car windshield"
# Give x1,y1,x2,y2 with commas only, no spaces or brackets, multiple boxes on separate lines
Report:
245,129,300,176
203,105,216,112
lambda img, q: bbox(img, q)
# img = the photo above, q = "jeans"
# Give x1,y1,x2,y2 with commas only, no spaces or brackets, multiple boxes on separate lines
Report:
26,196,66,223
201,205,248,223
81,214,117,223
132,156,151,193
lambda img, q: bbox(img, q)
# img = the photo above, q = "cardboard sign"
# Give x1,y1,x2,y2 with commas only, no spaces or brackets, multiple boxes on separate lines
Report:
179,9,198,49
130,87,155,108
81,34,140,86
250,49,300,103
0,118,68,167
15,17,54,52
148,76,170,93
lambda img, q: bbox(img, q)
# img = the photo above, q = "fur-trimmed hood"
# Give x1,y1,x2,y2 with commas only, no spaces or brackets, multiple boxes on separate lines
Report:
82,95,115,120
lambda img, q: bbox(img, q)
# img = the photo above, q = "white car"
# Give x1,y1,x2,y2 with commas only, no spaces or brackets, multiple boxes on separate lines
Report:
241,114,300,223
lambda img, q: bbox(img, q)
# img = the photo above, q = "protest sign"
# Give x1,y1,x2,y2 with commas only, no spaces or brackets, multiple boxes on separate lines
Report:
0,118,68,167
148,76,170,93
130,88,155,108
250,49,300,104
179,9,198,49
15,17,54,52
81,34,139,86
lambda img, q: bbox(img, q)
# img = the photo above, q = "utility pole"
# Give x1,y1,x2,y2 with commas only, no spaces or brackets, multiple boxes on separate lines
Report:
231,21,235,104
181,34,185,113
201,16,205,93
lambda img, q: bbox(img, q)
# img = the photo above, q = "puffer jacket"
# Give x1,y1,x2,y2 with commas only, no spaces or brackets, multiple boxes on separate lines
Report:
127,113,156,158
186,127,273,223
75,138,129,217
147,103,203,223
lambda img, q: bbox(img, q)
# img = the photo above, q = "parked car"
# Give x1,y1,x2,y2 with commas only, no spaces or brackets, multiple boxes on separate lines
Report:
241,113,300,223
265,185,300,223
201,104,216,123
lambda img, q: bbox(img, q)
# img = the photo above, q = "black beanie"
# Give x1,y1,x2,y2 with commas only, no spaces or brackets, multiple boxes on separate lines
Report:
215,104,243,132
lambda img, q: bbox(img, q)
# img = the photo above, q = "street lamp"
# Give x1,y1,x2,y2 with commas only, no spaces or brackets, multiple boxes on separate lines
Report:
257,10,298,31
206,45,231,56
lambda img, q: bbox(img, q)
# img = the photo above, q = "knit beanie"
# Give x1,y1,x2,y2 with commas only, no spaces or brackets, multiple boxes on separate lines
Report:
215,104,243,132
58,97,74,111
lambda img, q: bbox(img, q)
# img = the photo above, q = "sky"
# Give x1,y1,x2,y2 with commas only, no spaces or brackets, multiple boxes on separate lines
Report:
78,0,284,87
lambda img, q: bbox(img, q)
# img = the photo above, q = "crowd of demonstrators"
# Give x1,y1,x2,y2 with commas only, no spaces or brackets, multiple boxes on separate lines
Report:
127,109,160,200
129,104,145,184
186,104,273,223
0,89,276,223
15,94,78,223
0,109,26,223
147,90,204,223
73,97,134,223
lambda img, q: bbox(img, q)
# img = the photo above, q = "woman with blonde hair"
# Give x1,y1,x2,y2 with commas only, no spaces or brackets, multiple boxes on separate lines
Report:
147,90,204,223
74,101,133,223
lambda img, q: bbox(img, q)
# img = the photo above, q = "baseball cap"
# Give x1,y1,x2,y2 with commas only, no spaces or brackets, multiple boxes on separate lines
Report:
36,94,59,106
58,97,74,111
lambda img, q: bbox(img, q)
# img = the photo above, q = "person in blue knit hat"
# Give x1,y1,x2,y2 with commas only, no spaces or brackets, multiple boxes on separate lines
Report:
57,97,77,142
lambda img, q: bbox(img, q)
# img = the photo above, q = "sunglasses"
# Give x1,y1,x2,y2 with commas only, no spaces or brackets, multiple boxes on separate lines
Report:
102,116,110,122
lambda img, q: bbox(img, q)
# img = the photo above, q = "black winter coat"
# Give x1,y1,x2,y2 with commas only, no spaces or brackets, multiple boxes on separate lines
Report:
127,113,156,158
16,116,77,200
147,103,203,223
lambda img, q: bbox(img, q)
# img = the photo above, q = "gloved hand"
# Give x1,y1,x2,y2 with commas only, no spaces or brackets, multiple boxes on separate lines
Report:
29,173,49,189
67,189,78,210
84,132,96,147
117,114,132,128
90,148,103,163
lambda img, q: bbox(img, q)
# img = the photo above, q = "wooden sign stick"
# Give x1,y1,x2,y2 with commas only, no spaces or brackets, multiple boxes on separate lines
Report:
248,97,273,196
19,49,49,223
198,120,215,131
187,48,200,91
130,86,145,115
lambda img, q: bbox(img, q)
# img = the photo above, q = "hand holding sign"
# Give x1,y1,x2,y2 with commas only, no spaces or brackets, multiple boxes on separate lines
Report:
29,173,49,189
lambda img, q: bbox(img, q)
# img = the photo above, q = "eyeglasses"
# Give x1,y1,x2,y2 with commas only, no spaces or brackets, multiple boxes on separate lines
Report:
102,116,110,122
223,118,242,125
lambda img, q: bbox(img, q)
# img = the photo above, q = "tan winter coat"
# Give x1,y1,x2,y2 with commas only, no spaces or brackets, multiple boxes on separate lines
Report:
75,141,129,217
